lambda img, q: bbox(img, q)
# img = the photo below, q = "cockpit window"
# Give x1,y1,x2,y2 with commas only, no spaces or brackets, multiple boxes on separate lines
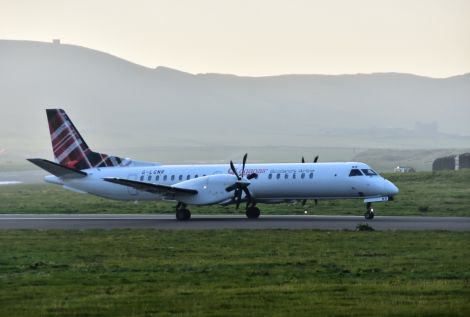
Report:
361,169,377,176
349,169,363,176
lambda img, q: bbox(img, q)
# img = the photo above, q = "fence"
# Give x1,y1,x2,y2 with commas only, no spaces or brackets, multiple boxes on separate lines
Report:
432,153,470,172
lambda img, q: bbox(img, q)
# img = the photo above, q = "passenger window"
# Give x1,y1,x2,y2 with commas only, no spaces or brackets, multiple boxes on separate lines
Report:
349,169,363,176
156,175,160,181
293,173,296,179
268,174,272,179
147,175,151,181
179,175,183,181
163,175,167,181
276,173,280,179
171,175,175,181
285,174,288,179
195,174,198,178
301,173,305,179
140,175,144,181
203,174,206,177
186,175,190,180
361,169,377,176
309,172,314,179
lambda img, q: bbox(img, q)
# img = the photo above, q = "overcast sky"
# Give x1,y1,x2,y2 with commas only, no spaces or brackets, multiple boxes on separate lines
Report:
1,0,469,77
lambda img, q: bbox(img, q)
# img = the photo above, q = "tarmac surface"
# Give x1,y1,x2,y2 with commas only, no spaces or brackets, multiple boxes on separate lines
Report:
1,214,470,230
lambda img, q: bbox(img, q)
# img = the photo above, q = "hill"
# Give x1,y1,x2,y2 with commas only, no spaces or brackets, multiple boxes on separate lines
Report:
1,39,469,164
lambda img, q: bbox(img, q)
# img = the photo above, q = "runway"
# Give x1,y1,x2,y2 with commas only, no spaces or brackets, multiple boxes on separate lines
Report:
1,214,470,230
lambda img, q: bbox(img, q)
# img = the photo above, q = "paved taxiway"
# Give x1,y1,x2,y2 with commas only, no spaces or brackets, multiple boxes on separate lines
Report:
1,214,469,230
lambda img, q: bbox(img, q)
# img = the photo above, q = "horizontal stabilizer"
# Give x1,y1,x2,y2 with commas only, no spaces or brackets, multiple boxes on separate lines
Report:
103,178,198,195
27,158,87,179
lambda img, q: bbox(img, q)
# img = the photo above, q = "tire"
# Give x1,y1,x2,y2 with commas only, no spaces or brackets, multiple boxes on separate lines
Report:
364,210,374,220
183,209,191,220
176,209,191,221
246,206,260,219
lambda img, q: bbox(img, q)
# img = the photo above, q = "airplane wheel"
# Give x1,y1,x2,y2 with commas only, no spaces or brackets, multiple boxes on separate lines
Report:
364,202,374,220
246,206,260,219
176,208,191,221
364,210,374,220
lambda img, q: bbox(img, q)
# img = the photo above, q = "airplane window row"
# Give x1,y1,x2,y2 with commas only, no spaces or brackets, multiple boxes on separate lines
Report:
140,174,207,182
268,172,314,180
140,171,321,182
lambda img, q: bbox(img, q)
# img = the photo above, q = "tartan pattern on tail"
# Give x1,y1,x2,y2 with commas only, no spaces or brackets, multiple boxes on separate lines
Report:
46,109,124,170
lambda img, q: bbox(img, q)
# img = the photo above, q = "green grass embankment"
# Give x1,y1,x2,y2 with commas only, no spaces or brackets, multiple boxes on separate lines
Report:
0,230,469,317
0,170,469,216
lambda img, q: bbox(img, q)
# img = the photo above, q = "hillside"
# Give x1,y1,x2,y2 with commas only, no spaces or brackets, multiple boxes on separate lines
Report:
1,40,469,164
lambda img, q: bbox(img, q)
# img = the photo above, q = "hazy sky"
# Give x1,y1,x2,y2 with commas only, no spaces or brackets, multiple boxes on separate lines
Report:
1,0,469,77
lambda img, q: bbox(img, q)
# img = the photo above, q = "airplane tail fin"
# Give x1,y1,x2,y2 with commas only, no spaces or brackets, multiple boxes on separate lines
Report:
46,109,125,170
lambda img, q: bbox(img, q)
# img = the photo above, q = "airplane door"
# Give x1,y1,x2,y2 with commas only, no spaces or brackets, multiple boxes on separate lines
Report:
127,174,138,195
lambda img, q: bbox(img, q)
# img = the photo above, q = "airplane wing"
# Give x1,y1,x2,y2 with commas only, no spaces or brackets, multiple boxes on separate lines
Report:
27,158,87,179
103,178,198,195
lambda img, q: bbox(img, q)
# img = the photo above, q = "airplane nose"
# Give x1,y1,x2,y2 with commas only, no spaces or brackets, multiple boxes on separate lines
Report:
384,179,399,196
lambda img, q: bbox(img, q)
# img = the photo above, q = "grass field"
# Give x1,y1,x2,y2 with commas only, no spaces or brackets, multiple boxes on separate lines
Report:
1,170,469,216
0,230,469,317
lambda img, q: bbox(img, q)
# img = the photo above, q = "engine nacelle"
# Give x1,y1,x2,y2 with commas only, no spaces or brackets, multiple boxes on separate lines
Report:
174,174,237,205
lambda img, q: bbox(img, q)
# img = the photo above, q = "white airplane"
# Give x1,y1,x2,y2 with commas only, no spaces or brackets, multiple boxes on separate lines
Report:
28,109,399,220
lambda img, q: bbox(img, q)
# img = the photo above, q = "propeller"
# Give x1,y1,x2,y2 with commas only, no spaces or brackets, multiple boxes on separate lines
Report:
301,155,319,206
301,156,319,163
225,153,257,209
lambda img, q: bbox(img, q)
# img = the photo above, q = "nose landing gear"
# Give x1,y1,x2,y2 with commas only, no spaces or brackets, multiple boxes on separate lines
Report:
176,202,191,221
364,202,374,220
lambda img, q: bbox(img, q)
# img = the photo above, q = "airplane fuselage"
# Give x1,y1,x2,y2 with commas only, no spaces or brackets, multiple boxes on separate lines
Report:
46,161,398,204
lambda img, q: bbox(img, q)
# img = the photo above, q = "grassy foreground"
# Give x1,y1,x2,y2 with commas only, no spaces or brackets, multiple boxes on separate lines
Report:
1,170,469,216
0,230,469,316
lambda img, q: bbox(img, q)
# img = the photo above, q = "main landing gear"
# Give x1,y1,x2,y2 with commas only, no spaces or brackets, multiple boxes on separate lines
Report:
364,202,374,220
246,204,260,219
176,202,191,221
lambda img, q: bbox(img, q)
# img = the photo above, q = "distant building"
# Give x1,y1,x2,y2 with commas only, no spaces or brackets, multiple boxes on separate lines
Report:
458,153,470,169
52,39,61,45
394,166,416,173
432,153,470,172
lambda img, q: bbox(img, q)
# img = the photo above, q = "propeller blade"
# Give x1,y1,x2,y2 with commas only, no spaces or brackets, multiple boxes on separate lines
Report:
243,188,252,208
230,160,240,180
301,156,305,163
225,183,238,192
247,172,258,180
241,153,247,178
242,187,252,201
235,188,242,209
314,156,319,163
